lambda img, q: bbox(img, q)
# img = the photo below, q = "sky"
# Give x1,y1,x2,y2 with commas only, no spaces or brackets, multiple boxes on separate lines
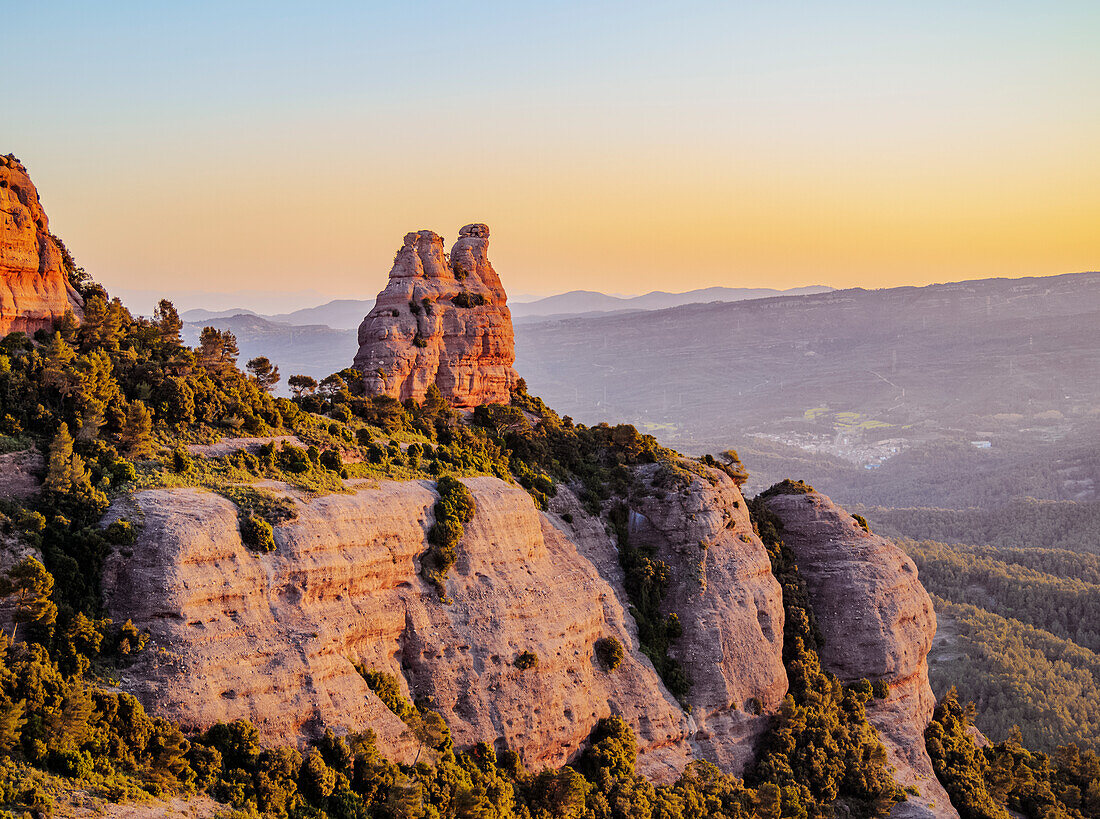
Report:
5,1,1100,313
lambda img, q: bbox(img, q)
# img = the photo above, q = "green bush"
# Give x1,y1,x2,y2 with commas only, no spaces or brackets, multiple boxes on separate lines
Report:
104,519,134,546
595,636,625,670
216,486,298,524
514,651,539,670
759,478,815,497
420,476,475,597
240,514,276,552
319,448,343,472
452,292,486,308
354,667,414,722
171,446,193,473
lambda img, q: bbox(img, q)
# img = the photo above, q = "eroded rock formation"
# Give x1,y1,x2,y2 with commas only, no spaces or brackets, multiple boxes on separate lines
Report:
762,489,958,819
0,155,83,335
353,225,518,408
102,468,787,779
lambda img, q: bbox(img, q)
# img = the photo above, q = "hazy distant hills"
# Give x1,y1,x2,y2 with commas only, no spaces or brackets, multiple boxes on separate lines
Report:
181,315,356,384
181,285,833,329
182,299,376,329
515,271,1100,506
509,285,833,319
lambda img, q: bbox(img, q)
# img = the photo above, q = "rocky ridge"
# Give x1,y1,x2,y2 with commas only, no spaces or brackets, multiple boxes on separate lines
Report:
763,489,957,819
102,466,788,780
353,225,518,408
0,155,83,335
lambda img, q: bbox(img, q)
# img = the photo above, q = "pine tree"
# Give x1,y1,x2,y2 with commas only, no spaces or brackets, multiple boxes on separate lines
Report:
42,331,77,397
45,422,81,492
153,298,184,348
246,356,280,393
0,556,58,642
120,400,155,459
288,374,318,397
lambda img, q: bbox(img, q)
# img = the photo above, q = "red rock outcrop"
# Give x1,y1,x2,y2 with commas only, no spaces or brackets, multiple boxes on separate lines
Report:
353,225,518,408
101,469,788,780
762,489,958,819
575,464,788,775
102,479,690,772
0,155,83,336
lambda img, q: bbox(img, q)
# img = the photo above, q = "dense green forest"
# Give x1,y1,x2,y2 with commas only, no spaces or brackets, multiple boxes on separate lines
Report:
903,540,1100,652
864,500,1100,554
927,596,1100,755
880,535,1100,766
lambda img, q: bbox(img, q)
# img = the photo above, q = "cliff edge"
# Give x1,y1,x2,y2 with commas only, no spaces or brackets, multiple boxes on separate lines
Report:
762,488,957,819
0,155,83,336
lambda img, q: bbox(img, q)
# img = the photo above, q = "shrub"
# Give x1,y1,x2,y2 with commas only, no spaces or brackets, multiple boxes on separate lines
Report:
319,449,343,472
420,476,476,596
514,651,539,670
853,514,871,533
104,519,134,546
110,458,137,484
595,636,625,670
452,292,486,308
759,478,815,497
217,486,297,524
355,667,415,722
413,333,428,349
240,514,276,552
277,443,311,473
171,446,193,473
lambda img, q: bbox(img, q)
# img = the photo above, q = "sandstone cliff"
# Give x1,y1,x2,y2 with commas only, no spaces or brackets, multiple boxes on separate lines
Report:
762,489,957,819
353,225,518,407
102,467,787,780
0,155,83,336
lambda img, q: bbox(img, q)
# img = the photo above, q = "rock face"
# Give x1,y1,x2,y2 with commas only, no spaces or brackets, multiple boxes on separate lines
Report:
102,470,786,780
0,155,83,336
353,225,518,408
615,465,788,774
762,489,958,819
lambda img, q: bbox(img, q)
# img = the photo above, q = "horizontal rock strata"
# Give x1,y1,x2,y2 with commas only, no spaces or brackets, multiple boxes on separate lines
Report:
103,478,691,771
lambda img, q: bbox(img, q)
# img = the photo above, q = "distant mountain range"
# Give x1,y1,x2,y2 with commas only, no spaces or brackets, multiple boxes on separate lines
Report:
509,285,833,319
181,285,834,329
182,299,376,329
514,271,1100,507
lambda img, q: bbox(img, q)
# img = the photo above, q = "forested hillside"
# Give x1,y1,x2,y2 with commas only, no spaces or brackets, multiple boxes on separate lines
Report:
883,534,1100,759
867,500,1100,554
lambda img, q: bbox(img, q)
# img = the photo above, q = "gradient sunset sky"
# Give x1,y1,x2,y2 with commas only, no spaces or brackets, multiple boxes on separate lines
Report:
6,1,1100,311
